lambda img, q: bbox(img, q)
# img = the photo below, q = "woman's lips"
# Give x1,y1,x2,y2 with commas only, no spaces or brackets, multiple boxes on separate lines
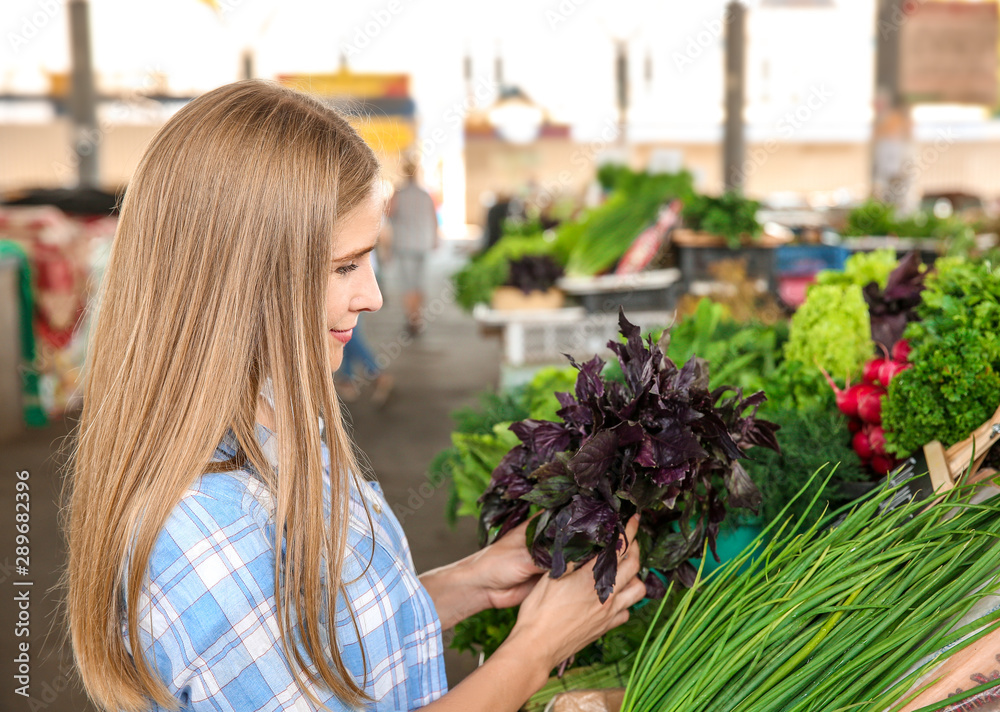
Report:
329,328,353,344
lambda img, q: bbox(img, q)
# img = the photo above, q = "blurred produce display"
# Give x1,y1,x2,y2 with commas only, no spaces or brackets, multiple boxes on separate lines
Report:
0,206,115,425
453,168,693,311
435,245,1000,705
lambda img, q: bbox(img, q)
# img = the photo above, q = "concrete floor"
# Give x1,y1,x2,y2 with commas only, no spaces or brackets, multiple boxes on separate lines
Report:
0,245,501,711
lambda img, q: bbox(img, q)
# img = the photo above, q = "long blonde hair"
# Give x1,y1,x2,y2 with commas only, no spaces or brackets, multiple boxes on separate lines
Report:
65,80,380,710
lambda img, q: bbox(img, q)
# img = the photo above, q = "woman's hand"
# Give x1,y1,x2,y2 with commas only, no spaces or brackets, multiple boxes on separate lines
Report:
418,517,647,712
465,519,545,610
420,519,544,629
500,515,647,673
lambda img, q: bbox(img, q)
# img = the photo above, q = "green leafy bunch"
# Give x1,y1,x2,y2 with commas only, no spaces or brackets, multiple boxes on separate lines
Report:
883,329,1000,455
452,233,559,311
662,299,787,396
842,199,897,237
843,199,973,240
741,405,866,528
428,368,578,527
883,258,1000,455
681,191,762,248
814,249,898,291
782,284,873,382
559,169,694,276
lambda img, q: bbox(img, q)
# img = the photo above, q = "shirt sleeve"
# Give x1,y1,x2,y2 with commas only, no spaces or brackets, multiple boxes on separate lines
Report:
130,482,393,712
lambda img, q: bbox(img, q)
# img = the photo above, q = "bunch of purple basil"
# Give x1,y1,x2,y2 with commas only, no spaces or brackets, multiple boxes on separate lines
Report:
478,310,781,603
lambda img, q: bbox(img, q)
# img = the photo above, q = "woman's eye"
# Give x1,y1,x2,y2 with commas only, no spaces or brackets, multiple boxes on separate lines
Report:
335,263,359,276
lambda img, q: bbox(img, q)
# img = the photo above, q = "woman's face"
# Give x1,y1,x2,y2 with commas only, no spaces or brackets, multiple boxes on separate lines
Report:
326,190,384,371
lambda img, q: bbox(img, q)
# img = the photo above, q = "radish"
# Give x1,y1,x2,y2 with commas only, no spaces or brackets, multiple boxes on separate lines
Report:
818,364,861,418
847,419,862,434
892,339,912,363
878,360,910,387
871,455,896,475
853,430,874,460
856,385,884,425
866,424,888,457
864,359,886,385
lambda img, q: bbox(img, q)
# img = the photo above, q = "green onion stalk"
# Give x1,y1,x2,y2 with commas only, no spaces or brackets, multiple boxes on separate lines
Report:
620,466,1000,712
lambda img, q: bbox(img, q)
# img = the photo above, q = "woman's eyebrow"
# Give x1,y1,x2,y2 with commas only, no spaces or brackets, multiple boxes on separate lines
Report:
333,241,378,262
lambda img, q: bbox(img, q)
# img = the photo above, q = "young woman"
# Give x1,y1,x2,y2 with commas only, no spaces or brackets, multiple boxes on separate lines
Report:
65,80,645,712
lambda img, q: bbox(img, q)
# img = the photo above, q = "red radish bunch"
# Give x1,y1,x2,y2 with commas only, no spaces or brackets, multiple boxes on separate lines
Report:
820,341,912,475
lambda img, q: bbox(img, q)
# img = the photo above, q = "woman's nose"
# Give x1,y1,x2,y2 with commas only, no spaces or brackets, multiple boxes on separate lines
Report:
355,263,383,313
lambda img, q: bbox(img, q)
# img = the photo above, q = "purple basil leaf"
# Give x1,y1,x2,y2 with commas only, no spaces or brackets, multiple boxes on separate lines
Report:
593,544,621,604
725,462,763,512
643,570,667,599
675,355,711,392
548,506,575,578
520,473,577,508
615,422,645,447
650,465,690,488
609,312,659,397
568,354,607,404
669,562,698,589
529,459,569,481
510,420,573,461
636,424,706,469
740,417,781,453
570,496,620,540
568,430,619,488
863,251,927,350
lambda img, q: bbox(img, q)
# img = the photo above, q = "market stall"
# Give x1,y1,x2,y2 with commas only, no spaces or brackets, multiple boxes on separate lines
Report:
436,240,1000,711
0,205,114,433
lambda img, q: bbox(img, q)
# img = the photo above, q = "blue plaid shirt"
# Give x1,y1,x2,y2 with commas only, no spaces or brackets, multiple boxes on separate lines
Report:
122,423,448,710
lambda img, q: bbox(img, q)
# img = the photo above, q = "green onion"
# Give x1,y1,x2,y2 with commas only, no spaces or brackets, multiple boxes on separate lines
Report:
620,469,1000,712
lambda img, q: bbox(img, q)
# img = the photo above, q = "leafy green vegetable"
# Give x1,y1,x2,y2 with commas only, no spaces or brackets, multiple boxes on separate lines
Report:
760,359,836,414
842,199,973,240
664,300,787,396
449,389,530,436
783,284,873,382
815,248,898,291
841,199,897,237
449,426,523,519
452,233,560,311
620,475,1000,712
909,257,1000,346
681,191,762,248
560,170,693,276
452,169,693,308
883,258,1000,455
448,607,517,660
523,366,578,422
883,329,1000,455
742,405,867,528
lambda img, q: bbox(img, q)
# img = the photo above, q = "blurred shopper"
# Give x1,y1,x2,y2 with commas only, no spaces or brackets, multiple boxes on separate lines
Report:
64,80,644,712
483,191,512,250
388,158,438,335
335,312,394,406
